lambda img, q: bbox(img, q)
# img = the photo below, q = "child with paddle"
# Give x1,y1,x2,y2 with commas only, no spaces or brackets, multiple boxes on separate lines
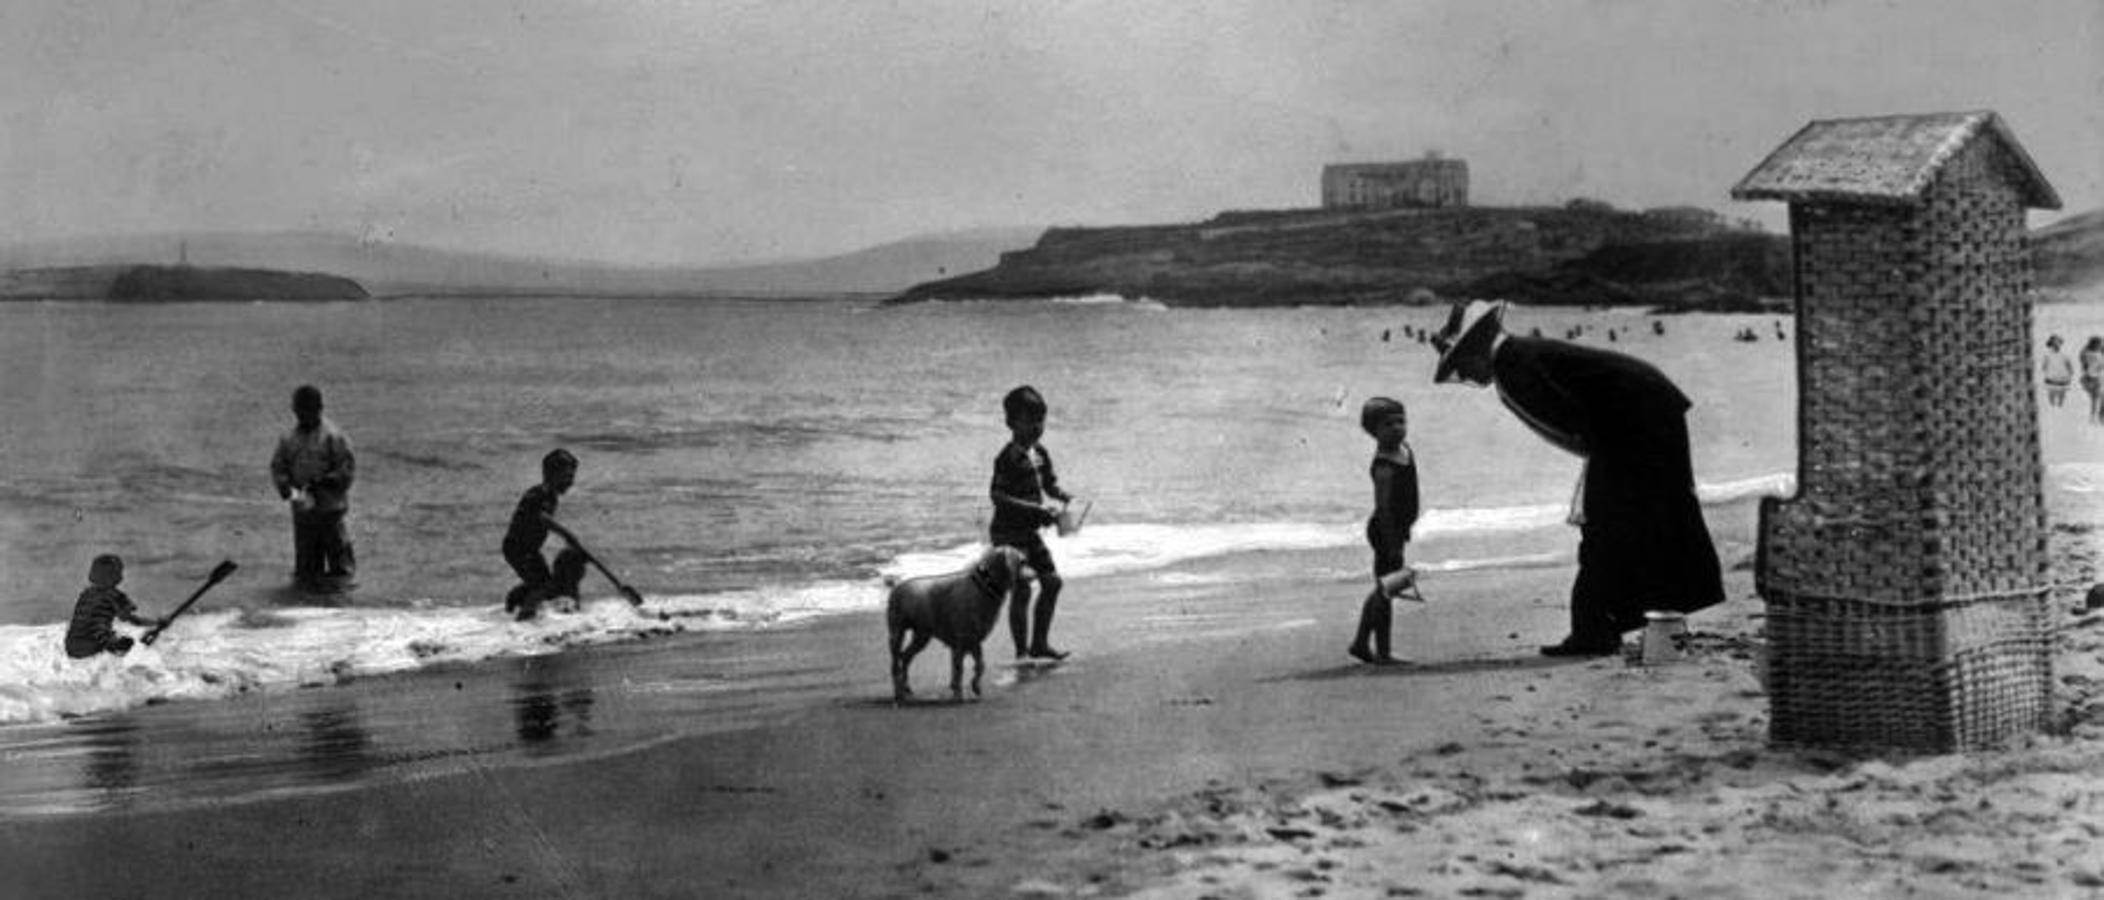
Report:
64,555,167,658
64,555,239,658
503,449,645,621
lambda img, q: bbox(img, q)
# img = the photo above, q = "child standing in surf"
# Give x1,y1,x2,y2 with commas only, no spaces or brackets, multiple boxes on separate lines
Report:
989,385,1077,661
502,449,589,621
1350,397,1420,665
64,554,166,659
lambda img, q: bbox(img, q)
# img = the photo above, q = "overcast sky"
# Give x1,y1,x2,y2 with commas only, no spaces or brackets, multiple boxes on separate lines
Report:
1,0,2097,266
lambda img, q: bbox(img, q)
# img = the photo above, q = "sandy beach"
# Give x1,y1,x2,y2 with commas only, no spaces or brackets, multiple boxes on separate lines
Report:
0,500,2096,900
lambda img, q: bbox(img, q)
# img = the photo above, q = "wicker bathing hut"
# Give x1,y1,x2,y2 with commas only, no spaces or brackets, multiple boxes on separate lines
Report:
1731,110,2062,752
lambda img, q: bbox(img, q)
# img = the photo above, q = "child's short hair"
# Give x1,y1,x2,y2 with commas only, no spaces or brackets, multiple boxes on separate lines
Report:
292,384,323,411
1359,397,1405,437
542,448,579,480
1003,385,1047,421
88,554,123,587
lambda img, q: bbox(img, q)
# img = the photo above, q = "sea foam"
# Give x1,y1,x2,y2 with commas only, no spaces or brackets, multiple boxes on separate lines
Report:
0,471,1800,726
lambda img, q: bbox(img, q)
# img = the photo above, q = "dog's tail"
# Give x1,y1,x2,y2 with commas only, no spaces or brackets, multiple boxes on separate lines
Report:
881,574,902,588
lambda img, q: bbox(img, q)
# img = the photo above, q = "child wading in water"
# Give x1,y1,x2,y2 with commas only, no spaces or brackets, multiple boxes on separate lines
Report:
990,385,1078,661
65,554,167,659
1351,397,1421,665
503,449,589,621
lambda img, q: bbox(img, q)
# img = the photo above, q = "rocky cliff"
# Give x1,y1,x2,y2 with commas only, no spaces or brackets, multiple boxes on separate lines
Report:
887,205,1792,309
107,265,368,301
2034,209,2104,292
0,265,370,302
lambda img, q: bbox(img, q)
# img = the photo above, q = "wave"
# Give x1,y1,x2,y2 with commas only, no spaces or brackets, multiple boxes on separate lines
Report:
1046,293,1170,310
0,468,1814,727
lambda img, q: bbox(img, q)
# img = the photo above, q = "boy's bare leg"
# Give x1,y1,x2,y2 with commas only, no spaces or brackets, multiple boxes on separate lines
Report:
1351,588,1400,664
1009,581,1032,658
1349,588,1380,662
1028,572,1067,660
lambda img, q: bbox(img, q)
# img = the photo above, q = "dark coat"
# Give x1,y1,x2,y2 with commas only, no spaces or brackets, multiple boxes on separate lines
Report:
1490,336,1724,637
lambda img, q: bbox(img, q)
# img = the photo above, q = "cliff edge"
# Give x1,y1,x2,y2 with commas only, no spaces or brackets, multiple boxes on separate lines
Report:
107,265,369,302
887,204,1792,309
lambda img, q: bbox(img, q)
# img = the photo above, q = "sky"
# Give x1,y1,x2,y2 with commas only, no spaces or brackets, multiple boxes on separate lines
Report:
1,0,2098,267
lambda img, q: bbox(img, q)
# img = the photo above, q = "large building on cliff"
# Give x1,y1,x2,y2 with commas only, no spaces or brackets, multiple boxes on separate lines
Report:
1321,152,1468,210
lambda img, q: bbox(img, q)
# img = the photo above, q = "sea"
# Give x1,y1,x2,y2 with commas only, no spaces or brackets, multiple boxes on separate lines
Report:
1,293,2099,817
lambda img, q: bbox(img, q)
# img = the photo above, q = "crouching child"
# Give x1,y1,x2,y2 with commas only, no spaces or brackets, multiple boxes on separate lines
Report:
65,554,166,659
502,449,589,621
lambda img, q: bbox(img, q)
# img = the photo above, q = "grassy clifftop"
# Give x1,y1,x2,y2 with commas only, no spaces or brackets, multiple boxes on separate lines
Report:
2035,209,2104,292
108,266,368,301
888,204,1789,309
0,265,368,301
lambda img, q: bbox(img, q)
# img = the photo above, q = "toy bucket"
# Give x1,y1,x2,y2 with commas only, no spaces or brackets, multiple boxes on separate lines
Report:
1640,611,1688,665
1056,501,1092,537
1377,568,1423,601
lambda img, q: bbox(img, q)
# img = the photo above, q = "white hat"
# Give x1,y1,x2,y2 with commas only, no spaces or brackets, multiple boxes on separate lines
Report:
1432,299,1508,383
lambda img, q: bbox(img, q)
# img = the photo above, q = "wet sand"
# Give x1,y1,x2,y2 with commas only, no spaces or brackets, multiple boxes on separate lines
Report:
1,510,2099,899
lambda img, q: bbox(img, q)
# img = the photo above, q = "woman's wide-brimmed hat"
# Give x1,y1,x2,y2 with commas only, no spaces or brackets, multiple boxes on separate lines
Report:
1432,299,1507,383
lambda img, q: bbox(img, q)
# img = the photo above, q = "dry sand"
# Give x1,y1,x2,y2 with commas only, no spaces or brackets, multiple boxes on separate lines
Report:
2,514,2099,899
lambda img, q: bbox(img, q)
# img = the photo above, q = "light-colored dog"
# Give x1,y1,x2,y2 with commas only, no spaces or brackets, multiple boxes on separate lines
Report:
887,546,1031,703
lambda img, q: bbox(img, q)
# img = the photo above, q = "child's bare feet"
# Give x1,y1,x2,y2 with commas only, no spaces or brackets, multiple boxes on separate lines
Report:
1348,645,1376,664
1027,646,1069,661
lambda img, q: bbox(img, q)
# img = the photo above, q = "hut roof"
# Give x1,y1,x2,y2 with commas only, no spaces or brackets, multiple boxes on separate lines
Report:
1730,111,2060,209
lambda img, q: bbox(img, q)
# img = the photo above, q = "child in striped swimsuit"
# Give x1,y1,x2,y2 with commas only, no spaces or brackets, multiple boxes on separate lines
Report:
65,555,165,659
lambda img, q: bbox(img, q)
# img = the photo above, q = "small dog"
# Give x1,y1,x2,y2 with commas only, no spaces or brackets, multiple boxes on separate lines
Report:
887,546,1031,703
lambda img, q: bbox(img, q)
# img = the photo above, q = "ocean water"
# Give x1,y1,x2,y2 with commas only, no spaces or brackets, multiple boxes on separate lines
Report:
0,295,2099,814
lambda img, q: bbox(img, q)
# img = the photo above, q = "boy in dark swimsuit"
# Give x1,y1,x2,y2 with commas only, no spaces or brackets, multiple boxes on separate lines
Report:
503,449,588,621
1351,397,1421,664
990,386,1079,661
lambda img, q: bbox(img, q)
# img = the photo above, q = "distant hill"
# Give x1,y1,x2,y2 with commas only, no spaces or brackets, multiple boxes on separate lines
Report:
0,227,1044,298
2034,208,2104,291
0,263,369,301
109,266,367,302
893,203,2104,309
890,204,1791,309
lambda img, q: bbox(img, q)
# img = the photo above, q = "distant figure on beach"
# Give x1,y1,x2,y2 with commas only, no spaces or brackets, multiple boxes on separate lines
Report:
503,449,590,621
270,385,356,590
2081,337,2104,424
989,385,1076,661
1431,300,1724,657
1652,320,1665,337
2041,335,2073,409
65,555,166,659
1350,397,1421,665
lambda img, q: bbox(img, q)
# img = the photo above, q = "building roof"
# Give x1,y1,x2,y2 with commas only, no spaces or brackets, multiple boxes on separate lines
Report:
1730,111,2060,210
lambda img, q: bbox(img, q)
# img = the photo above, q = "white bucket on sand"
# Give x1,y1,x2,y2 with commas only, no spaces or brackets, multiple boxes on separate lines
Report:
1056,501,1092,537
1640,611,1688,665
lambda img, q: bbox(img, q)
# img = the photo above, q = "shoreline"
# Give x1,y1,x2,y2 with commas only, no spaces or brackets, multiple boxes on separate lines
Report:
3,501,2097,897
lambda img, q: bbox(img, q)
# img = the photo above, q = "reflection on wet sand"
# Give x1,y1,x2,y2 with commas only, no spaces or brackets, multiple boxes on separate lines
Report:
511,655,595,753
297,702,374,782
75,715,141,806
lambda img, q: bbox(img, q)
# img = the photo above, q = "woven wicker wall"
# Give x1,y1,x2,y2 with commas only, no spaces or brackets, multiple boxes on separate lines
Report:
1756,137,2052,752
